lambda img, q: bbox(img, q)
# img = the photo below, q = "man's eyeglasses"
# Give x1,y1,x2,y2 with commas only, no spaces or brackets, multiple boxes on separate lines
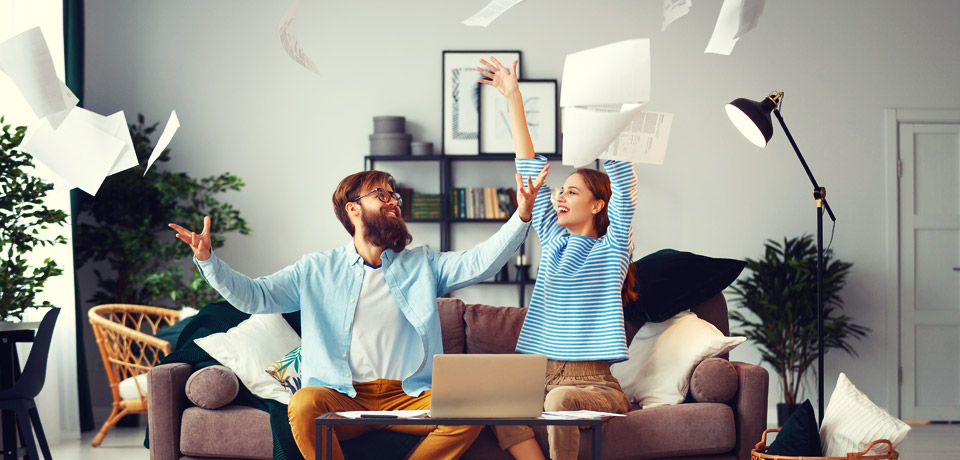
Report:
352,188,403,207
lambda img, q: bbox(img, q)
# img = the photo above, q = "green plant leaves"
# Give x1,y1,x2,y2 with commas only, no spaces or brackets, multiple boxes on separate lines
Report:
727,235,868,405
0,117,68,320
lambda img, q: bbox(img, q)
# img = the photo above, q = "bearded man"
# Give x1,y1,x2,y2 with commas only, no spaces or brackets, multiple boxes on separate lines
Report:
169,167,548,460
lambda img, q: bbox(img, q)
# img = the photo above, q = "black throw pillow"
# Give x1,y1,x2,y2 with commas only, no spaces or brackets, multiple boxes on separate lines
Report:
623,249,746,323
766,399,823,457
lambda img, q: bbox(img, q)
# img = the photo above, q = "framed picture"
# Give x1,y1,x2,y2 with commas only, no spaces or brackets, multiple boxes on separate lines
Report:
442,50,521,155
479,79,557,156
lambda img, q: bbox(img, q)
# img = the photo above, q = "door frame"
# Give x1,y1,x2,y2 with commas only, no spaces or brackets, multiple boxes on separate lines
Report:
884,108,960,417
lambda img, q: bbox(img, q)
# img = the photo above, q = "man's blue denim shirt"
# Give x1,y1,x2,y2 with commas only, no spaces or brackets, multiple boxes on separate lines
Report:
195,212,530,397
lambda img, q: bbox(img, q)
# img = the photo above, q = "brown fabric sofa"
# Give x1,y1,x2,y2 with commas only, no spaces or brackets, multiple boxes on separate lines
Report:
148,292,768,460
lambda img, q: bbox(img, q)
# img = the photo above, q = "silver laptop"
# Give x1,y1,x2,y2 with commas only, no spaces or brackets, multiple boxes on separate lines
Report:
430,354,547,418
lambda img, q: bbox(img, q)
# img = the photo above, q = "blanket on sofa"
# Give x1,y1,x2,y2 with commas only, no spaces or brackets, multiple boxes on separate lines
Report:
144,301,419,460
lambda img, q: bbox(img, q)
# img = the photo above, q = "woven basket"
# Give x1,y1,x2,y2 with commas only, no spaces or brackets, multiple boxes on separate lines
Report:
751,429,899,460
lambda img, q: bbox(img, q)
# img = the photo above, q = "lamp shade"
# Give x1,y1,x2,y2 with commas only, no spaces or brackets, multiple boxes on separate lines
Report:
725,96,777,148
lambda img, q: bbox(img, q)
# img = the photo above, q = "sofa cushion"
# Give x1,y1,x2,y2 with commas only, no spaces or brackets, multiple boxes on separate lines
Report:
598,403,737,459
180,405,272,459
193,313,302,404
766,399,822,457
185,365,239,409
463,303,526,354
611,311,745,408
438,297,467,354
820,372,910,457
690,358,739,403
623,249,746,323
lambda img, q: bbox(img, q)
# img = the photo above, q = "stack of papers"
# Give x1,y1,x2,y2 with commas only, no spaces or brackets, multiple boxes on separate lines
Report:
559,39,673,167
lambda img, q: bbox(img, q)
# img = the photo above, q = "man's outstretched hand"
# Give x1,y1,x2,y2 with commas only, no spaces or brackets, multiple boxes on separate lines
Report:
169,216,212,261
515,164,549,222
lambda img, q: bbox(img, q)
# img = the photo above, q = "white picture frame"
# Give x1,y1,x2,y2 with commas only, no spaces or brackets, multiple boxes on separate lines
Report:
442,50,521,155
479,79,557,156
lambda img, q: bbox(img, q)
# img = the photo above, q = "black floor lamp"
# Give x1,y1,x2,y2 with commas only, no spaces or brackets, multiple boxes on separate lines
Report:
724,91,837,424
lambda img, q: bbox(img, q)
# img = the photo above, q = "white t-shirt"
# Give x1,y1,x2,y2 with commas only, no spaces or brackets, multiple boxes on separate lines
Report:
348,263,422,383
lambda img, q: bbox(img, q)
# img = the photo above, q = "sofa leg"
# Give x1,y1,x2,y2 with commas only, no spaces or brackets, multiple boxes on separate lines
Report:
91,405,129,447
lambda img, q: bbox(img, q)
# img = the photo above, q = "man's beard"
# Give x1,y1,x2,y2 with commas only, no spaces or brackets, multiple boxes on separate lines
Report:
361,205,412,253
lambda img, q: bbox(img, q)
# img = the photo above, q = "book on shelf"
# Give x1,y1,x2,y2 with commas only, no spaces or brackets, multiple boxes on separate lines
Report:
446,187,518,220
411,193,441,219
396,185,414,219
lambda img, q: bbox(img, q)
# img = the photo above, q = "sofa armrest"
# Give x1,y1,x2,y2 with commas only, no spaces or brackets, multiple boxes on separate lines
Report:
148,363,193,460
730,361,768,460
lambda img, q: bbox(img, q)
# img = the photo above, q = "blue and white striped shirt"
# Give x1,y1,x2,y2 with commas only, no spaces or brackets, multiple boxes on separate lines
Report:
515,155,638,361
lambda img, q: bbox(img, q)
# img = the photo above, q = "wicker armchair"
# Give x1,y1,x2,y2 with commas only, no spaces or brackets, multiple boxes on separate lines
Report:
88,304,181,447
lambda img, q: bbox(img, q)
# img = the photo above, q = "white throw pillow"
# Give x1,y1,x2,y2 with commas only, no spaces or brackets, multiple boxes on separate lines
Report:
194,314,302,404
610,311,746,408
117,373,149,400
820,372,910,456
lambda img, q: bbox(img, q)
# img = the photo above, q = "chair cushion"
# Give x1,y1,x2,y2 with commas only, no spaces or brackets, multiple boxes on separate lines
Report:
185,365,239,409
180,405,272,459
117,373,149,400
689,358,739,403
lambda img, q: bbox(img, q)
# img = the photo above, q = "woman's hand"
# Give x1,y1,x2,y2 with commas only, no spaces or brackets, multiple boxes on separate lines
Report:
477,57,519,99
516,164,550,222
169,216,212,261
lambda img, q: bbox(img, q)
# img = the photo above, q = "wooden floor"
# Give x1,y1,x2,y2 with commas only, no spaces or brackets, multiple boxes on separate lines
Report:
49,423,960,459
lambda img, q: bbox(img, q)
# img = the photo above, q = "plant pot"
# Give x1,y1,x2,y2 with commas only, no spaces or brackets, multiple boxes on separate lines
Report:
777,402,800,427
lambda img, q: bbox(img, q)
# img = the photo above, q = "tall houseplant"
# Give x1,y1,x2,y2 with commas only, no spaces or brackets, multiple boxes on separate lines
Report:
728,235,868,424
0,117,68,320
76,114,250,310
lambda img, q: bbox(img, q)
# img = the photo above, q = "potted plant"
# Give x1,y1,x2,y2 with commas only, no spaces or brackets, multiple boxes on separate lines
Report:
728,235,868,426
75,114,250,310
0,117,68,321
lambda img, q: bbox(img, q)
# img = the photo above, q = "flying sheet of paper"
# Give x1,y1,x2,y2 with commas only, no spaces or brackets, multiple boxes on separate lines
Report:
559,39,653,167
561,106,645,167
461,0,525,27
560,39,650,108
19,112,124,196
279,0,320,75
662,0,692,32
705,0,765,54
0,27,69,119
69,109,136,175
43,82,80,129
705,0,742,55
598,106,674,165
735,0,765,39
143,110,180,175
104,111,138,175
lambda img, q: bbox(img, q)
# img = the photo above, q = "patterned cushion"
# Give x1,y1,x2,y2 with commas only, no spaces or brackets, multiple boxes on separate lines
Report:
265,346,302,397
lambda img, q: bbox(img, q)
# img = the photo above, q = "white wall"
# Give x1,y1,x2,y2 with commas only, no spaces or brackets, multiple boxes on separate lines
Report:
83,0,960,422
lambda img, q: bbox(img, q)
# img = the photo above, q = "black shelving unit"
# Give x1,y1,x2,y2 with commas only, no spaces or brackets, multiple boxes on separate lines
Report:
365,154,560,307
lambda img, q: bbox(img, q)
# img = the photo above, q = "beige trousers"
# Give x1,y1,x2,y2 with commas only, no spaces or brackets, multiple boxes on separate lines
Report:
493,359,631,460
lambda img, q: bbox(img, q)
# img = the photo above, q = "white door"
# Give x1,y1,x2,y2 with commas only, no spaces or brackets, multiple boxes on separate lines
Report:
899,123,960,421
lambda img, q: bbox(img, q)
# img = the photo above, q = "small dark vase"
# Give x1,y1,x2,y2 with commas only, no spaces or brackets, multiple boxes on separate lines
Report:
777,403,800,427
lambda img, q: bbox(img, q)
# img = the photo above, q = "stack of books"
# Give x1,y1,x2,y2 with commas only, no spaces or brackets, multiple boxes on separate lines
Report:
411,193,442,219
448,187,517,220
